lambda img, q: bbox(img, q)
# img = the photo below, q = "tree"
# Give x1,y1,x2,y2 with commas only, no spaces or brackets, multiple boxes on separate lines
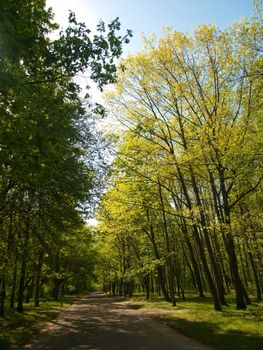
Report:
0,0,132,316
101,13,262,310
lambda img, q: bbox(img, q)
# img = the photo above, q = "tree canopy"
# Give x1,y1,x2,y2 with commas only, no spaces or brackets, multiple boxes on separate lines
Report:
97,10,263,311
0,0,132,316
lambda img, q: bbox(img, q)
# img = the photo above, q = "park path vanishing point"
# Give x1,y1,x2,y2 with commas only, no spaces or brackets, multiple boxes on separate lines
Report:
23,292,214,350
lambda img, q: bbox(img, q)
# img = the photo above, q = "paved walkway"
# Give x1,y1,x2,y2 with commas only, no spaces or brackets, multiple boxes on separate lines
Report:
24,292,214,350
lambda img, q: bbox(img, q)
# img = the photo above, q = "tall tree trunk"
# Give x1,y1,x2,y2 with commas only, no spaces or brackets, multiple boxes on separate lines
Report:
35,250,44,307
26,277,34,303
225,232,249,309
183,248,197,290
10,256,18,309
175,164,221,310
0,276,6,317
181,225,204,297
9,211,18,309
192,224,222,310
189,169,227,306
218,167,249,309
237,240,249,287
158,181,176,306
52,279,61,301
243,242,253,284
17,221,30,313
248,251,262,301
145,208,171,302
143,273,150,299
52,251,61,301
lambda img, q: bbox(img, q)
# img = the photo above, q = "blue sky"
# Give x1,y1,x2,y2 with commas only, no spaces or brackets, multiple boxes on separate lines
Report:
47,0,255,55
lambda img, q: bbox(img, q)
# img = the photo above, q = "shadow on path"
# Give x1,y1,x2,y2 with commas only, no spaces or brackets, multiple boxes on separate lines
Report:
23,292,214,350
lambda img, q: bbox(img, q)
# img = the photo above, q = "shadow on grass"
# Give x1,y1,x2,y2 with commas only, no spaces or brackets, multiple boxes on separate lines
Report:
0,298,76,349
0,339,11,350
127,304,145,310
163,317,263,350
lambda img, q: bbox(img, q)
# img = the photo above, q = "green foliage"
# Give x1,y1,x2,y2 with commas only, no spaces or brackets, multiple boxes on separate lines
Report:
97,9,263,310
0,0,131,318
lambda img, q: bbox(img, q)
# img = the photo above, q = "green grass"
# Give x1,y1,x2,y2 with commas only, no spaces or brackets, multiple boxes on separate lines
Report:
0,297,76,350
126,295,263,350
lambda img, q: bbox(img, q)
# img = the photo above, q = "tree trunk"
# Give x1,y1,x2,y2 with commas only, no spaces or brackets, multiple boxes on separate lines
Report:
158,181,176,306
145,208,171,302
52,279,61,301
175,164,221,310
248,251,262,301
144,273,150,299
218,167,249,309
184,232,204,297
0,276,6,317
26,277,34,303
225,234,249,309
17,221,30,313
10,258,18,309
192,225,222,311
189,169,227,306
35,250,44,307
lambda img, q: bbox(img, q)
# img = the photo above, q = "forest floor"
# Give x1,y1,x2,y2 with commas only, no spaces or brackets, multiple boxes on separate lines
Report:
21,292,215,350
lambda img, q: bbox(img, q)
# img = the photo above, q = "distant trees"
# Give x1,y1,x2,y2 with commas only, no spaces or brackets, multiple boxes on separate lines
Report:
98,11,262,310
0,0,131,316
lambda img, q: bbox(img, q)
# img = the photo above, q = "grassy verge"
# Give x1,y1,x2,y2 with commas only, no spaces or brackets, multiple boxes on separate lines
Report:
0,296,77,350
127,295,263,350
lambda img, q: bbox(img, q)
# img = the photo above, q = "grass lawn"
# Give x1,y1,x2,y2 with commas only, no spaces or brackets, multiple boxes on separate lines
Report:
128,295,263,350
0,297,76,350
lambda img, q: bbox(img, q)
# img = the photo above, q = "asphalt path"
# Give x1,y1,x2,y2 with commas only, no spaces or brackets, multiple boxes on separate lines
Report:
23,292,214,350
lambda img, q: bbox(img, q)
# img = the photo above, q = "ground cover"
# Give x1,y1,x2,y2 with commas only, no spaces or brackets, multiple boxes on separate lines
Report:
0,297,76,350
126,295,263,350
